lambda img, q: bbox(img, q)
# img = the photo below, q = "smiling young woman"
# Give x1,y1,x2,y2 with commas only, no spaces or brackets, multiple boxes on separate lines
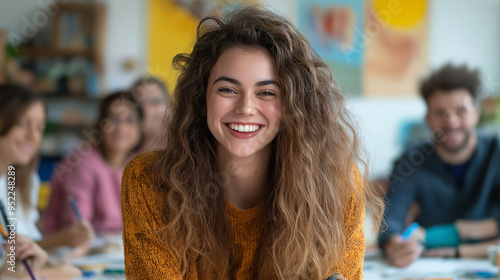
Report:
0,85,49,275
43,91,143,248
121,6,384,280
0,85,46,241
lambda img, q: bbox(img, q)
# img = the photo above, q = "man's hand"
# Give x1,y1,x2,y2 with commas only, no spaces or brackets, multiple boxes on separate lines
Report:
384,235,423,268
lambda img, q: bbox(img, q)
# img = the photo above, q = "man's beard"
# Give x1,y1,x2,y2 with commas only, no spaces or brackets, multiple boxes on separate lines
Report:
435,129,471,154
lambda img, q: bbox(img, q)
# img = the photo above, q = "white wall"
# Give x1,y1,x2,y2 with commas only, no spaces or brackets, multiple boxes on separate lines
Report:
97,0,147,91
0,1,45,35
429,0,500,95
347,97,427,177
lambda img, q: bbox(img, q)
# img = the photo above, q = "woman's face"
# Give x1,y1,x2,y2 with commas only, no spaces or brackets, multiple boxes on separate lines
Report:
0,101,45,166
133,83,167,136
206,45,282,159
102,100,141,155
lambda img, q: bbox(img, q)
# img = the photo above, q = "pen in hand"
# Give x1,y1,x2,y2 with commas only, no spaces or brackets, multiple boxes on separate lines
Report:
401,222,420,241
69,196,83,221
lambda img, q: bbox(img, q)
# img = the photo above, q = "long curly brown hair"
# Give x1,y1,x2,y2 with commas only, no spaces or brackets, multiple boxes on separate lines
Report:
150,6,384,279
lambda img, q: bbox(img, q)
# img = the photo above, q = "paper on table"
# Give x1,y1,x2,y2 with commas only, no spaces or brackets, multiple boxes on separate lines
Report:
56,235,125,270
67,251,124,268
381,258,497,278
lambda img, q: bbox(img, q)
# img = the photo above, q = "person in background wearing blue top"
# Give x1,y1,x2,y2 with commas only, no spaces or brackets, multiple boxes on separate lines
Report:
379,64,500,267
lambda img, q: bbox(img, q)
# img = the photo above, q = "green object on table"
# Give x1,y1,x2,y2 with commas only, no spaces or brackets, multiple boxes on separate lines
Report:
425,224,460,249
103,268,125,275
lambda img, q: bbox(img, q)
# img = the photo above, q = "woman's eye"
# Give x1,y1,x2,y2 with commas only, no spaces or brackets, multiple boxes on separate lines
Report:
218,88,235,94
260,91,275,96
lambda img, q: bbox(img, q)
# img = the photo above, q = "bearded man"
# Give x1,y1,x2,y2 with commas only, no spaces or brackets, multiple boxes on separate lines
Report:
379,64,500,267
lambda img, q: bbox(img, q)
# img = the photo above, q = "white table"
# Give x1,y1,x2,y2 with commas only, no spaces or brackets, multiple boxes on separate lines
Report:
364,254,498,279
48,235,126,280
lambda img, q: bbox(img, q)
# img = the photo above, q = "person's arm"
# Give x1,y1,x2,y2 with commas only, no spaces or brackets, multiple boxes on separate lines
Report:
422,238,500,259
378,155,418,247
421,219,499,258
379,154,422,268
459,238,500,258
122,154,182,279
456,218,498,241
43,158,96,233
1,235,48,275
421,219,498,250
56,161,96,228
37,220,94,250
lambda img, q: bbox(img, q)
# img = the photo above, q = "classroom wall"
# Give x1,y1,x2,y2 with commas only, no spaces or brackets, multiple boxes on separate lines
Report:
0,0,147,92
1,0,498,177
360,0,500,177
100,0,146,91
429,0,500,95
0,1,39,34
264,0,500,177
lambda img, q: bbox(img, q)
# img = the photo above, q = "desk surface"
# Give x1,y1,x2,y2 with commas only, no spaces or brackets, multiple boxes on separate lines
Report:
67,255,497,280
364,255,498,280
59,241,499,280
49,235,126,280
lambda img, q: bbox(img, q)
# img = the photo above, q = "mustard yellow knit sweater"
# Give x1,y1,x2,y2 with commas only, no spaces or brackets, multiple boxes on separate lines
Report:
122,152,366,280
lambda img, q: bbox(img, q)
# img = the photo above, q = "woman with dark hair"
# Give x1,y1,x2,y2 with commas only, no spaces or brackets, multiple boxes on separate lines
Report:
42,91,143,247
122,6,384,280
0,85,49,274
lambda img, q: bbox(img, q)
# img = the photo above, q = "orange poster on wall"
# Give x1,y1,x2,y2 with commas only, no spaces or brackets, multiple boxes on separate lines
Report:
363,0,428,96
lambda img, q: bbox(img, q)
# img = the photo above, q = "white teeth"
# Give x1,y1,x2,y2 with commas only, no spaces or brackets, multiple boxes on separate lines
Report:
228,124,261,132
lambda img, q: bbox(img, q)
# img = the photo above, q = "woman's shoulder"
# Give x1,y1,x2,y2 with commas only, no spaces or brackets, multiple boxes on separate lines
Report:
123,151,159,177
122,151,167,228
122,151,162,195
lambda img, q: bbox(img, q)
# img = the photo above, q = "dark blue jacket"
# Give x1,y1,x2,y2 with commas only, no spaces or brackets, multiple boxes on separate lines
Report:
379,133,500,246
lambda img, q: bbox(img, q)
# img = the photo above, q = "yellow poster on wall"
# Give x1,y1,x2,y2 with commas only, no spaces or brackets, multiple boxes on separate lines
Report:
147,0,198,92
147,0,260,93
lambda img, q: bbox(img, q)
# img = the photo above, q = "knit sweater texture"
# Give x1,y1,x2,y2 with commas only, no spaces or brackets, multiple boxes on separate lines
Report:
122,152,366,280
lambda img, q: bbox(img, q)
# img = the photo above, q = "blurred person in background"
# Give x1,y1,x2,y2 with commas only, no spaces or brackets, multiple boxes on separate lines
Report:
131,76,169,152
42,91,143,246
0,85,49,276
379,64,500,267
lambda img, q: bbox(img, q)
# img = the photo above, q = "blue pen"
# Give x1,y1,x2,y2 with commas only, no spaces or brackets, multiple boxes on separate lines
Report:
401,222,419,241
69,197,83,221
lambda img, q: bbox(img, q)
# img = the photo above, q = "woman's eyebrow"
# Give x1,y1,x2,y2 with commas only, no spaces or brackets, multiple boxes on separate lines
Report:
213,76,240,85
213,76,277,87
255,80,277,87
